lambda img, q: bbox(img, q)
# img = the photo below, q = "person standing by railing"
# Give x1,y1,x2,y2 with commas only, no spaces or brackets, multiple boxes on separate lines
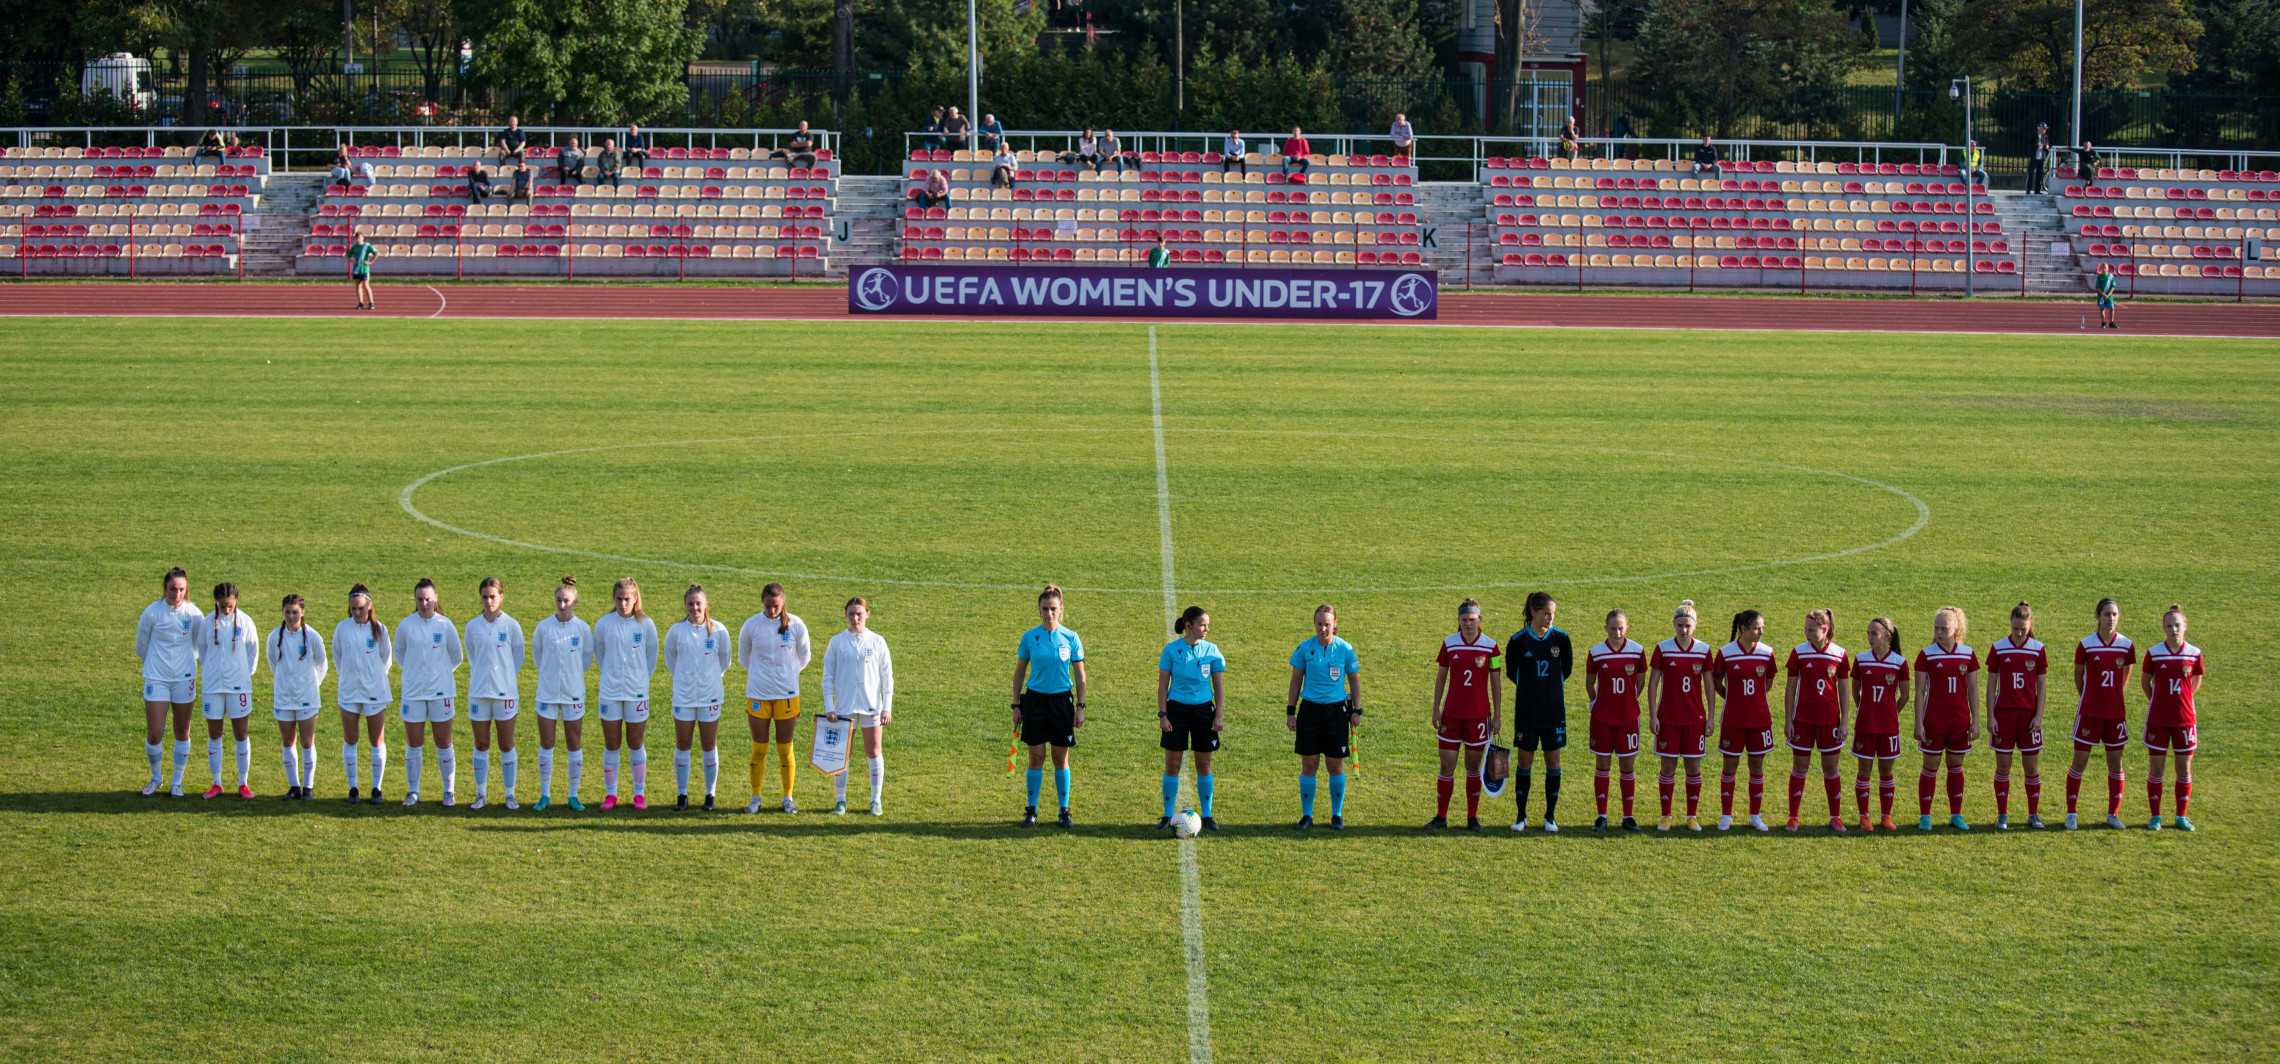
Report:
1559,116,1581,161
921,107,945,153
2027,123,2051,195
1388,114,1414,158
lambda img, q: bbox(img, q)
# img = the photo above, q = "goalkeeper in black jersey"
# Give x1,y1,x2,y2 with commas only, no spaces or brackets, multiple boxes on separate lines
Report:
1505,591,1573,831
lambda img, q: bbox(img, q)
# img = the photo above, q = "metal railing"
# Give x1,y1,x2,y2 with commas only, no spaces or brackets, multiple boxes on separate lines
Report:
4,125,836,174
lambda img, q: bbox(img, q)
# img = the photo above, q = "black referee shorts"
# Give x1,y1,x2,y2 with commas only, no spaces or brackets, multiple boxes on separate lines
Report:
1020,690,1077,748
1293,699,1351,759
1160,700,1220,752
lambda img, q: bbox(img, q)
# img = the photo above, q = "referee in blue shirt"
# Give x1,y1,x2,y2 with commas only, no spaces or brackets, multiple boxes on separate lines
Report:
1506,591,1573,831
1012,585,1086,827
1287,604,1362,829
1158,606,1226,831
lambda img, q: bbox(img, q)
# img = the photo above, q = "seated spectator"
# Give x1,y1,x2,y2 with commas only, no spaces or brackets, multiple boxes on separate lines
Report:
978,113,1005,152
498,116,527,167
921,107,945,152
1388,113,1414,157
1559,116,1581,161
596,138,623,188
1101,130,1128,174
1148,235,1171,268
467,167,494,204
557,137,586,186
1221,130,1246,174
355,159,376,186
942,107,971,151
1070,128,1102,172
918,168,951,208
2077,141,2100,187
624,124,650,170
1280,127,1311,175
773,121,818,167
1965,139,1988,187
990,147,1018,189
328,145,352,184
193,128,228,168
509,164,532,204
1690,134,1718,176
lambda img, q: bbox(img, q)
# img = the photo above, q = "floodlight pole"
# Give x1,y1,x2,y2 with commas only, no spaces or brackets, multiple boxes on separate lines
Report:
1893,0,1908,123
967,0,980,124
2070,0,2084,151
1176,0,1185,118
1954,75,1974,297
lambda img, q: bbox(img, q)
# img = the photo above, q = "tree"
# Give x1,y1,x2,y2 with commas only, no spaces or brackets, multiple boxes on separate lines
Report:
1631,0,1870,135
1953,0,2200,91
2175,0,2280,94
257,0,342,110
1327,0,1435,76
460,0,704,122
385,0,462,105
127,0,265,125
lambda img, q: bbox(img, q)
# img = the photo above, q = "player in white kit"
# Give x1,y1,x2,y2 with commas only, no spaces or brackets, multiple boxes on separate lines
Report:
332,584,394,803
195,582,261,799
530,576,594,810
821,596,895,816
664,585,734,810
267,594,328,800
393,578,464,806
133,567,202,796
464,577,527,810
593,577,660,810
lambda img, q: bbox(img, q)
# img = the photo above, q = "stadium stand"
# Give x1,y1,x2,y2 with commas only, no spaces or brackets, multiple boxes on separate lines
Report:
0,143,266,274
294,143,838,275
2058,164,2280,295
1482,155,2018,289
895,148,1426,265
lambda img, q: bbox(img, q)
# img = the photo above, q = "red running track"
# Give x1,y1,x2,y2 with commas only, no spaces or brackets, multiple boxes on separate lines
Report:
3,282,2278,336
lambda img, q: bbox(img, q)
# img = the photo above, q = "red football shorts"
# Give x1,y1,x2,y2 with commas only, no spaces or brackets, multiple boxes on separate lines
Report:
1436,715,1491,750
2143,723,2197,754
1788,720,1844,753
1989,708,2043,753
1654,722,1706,759
1918,718,1974,755
1589,718,1641,757
1851,731,1902,760
2072,714,2128,751
1718,724,1775,757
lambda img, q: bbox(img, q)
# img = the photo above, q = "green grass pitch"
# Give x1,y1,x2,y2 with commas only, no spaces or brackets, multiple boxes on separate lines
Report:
1,316,2276,1062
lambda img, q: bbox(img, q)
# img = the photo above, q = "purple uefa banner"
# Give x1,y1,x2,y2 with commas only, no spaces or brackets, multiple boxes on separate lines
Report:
847,264,1437,320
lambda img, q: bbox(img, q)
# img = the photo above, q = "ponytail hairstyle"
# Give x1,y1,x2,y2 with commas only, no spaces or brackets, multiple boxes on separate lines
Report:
1869,616,1900,659
2010,600,2035,639
612,577,644,620
211,582,240,646
2094,596,2120,618
1934,605,1967,644
1038,584,1064,604
350,583,383,644
478,575,502,598
1605,607,1628,625
1524,591,1555,627
279,594,309,659
1806,607,1835,643
1729,608,1763,645
162,566,188,592
762,581,789,635
1458,596,1481,618
414,577,437,596
2164,603,2186,625
559,575,578,591
1174,605,1207,636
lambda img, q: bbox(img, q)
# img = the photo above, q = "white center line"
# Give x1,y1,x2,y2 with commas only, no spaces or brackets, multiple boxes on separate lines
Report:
1152,325,1214,1064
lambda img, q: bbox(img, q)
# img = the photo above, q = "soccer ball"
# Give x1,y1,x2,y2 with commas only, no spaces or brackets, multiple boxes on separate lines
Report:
1174,810,1202,839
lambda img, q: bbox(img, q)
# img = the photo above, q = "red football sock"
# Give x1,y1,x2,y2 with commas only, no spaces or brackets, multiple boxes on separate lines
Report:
2176,774,2191,816
1787,771,1806,820
1657,773,1674,816
1748,774,1765,816
1917,769,1937,815
1685,773,1703,816
1619,772,1636,817
2065,769,2083,813
1946,766,1965,815
1594,770,1610,816
1993,772,2011,815
1878,776,1895,816
2147,776,2163,818
1822,773,1843,817
1718,773,1736,816
2024,773,2042,816
1435,773,1453,818
1464,770,1481,819
1854,773,1872,818
2107,770,2125,816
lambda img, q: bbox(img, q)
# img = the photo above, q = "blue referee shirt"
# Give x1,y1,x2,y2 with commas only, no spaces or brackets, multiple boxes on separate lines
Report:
1018,625,1084,694
1159,638,1225,704
1290,636,1359,703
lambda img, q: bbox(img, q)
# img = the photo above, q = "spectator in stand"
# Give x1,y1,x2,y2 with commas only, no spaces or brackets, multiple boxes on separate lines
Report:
1965,140,1988,186
596,138,622,188
625,125,650,170
775,122,818,166
1559,115,1581,160
498,117,527,167
919,167,951,209
1612,113,1637,158
355,159,376,186
1280,127,1311,176
1102,130,1127,174
1221,130,1246,174
557,137,586,187
2094,262,2119,328
1691,135,1719,176
193,129,228,168
510,164,532,204
978,114,1005,152
328,145,352,184
990,145,1019,189
467,166,494,204
1148,235,1172,267
921,107,945,152
1073,128,1103,172
2027,122,2052,194
943,107,972,151
2076,141,2100,188
1388,114,1414,157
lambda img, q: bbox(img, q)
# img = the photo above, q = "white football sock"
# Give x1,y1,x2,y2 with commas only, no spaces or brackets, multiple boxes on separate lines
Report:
537,746,554,799
673,748,691,795
343,742,360,791
630,746,648,797
171,739,189,786
370,742,387,792
281,744,299,789
701,748,719,797
834,770,849,803
472,749,490,798
603,748,620,797
206,738,223,785
568,749,585,798
500,749,517,798
145,742,163,784
299,744,316,790
437,746,456,795
403,746,423,795
233,739,250,786
869,754,884,803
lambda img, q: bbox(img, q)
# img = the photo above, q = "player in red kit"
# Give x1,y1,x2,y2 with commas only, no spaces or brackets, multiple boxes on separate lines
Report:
1647,600,1712,831
1983,601,2048,829
2141,605,2203,831
1850,617,1909,831
1428,598,1501,830
1585,608,1646,832
1712,609,1778,832
2066,597,2134,830
1783,608,1849,832
1913,606,1979,831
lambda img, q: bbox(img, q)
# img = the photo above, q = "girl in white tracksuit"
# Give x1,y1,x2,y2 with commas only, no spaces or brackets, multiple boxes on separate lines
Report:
821,596,894,815
593,577,660,810
393,578,464,805
530,576,594,809
664,584,734,810
268,594,328,800
333,584,394,803
464,576,527,810
195,582,261,798
134,566,202,795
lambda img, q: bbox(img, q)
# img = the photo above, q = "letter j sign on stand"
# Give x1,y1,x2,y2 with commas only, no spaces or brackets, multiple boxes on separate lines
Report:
848,264,1438,319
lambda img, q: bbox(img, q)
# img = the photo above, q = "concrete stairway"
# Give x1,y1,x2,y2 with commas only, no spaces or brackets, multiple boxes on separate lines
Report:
238,171,324,276
1414,182,1497,285
1993,191,2082,295
825,174,904,274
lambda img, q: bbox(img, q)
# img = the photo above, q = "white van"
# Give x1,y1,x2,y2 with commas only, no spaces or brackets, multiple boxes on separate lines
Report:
82,53,156,113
